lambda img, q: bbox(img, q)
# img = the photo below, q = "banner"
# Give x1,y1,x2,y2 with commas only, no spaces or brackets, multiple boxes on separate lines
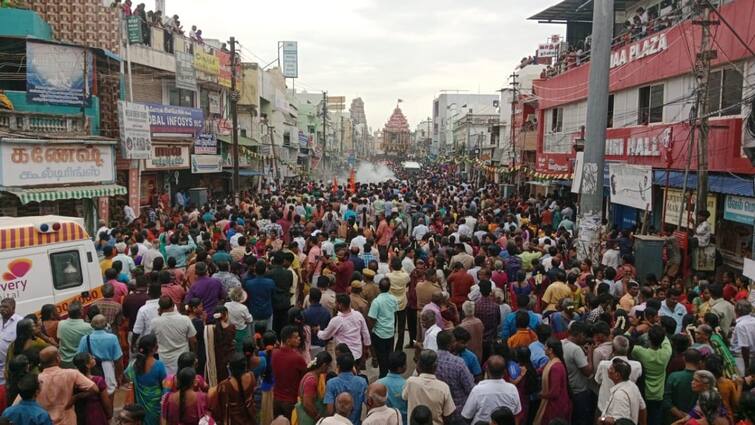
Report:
537,42,559,58
0,143,115,186
724,195,755,225
281,41,298,78
146,104,204,137
175,52,197,92
208,92,221,115
118,101,152,159
663,188,717,232
571,152,584,194
298,131,309,148
194,134,217,155
26,41,94,106
194,49,219,75
191,155,223,174
217,50,240,88
608,163,653,211
126,16,143,44
144,144,190,170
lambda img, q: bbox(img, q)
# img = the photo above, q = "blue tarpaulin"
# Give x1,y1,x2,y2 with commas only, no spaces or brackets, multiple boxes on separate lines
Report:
653,171,754,197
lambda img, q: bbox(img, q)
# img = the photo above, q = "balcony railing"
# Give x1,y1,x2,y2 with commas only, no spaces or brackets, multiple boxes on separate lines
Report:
0,110,87,135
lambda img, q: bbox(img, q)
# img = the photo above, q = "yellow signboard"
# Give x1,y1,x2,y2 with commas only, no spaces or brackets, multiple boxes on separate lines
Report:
662,188,717,233
194,50,219,75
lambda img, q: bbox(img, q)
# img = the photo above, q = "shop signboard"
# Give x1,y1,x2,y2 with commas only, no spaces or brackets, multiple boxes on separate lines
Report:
126,16,143,44
607,163,653,211
208,92,221,115
724,195,755,225
191,155,223,174
194,49,219,75
194,134,217,155
217,50,240,88
118,101,152,159
0,143,115,187
26,41,93,106
143,145,190,170
175,52,197,92
280,41,298,78
146,104,204,138
663,188,717,233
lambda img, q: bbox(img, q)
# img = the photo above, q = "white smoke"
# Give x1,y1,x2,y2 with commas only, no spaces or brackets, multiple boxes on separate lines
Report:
338,161,396,184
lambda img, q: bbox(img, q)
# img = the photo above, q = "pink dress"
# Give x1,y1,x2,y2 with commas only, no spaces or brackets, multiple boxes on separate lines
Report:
161,391,209,425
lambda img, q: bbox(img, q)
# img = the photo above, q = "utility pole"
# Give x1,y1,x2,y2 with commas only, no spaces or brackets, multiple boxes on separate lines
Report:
577,0,613,263
509,73,519,190
229,36,240,204
693,0,718,214
268,123,280,188
340,115,345,158
322,91,328,171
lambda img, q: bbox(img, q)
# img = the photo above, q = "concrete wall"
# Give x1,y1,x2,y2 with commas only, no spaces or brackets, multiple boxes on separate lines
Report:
5,91,101,135
0,8,53,39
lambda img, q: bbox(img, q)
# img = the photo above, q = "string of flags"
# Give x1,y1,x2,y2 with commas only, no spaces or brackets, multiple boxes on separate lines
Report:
435,155,573,181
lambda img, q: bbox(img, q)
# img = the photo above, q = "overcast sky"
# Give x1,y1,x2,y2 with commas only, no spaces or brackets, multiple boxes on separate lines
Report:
163,0,559,130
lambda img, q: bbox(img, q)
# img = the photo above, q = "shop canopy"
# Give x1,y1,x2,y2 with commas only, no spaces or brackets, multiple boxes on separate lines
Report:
3,184,127,204
652,171,754,197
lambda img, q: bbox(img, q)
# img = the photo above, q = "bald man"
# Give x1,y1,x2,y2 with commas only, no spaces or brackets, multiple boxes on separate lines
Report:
461,355,521,424
77,314,123,394
318,392,354,425
363,383,402,425
37,346,98,425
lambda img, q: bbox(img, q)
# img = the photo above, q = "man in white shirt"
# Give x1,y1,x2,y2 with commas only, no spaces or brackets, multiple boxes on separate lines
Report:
350,232,367,254
732,300,755,375
419,310,442,352
131,284,162,348
595,336,643,415
363,383,401,425
411,218,429,242
113,242,137,279
601,241,621,270
0,298,23,385
150,297,197,375
600,358,646,425
123,203,136,224
462,355,521,423
319,392,354,425
317,294,372,361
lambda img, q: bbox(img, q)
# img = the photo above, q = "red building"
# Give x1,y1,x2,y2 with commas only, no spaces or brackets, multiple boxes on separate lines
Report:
530,0,755,266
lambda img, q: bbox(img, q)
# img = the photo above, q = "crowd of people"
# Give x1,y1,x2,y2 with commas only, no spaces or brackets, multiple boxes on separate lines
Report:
0,162,754,425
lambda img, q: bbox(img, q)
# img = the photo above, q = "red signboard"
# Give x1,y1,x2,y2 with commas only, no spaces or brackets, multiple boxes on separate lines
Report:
533,0,755,109
535,116,752,174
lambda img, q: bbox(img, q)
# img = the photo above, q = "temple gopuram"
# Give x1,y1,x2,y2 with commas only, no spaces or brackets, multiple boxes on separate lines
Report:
381,105,410,157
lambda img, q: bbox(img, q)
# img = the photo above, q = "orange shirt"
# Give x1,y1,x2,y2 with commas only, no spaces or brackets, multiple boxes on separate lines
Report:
38,366,96,425
507,328,538,349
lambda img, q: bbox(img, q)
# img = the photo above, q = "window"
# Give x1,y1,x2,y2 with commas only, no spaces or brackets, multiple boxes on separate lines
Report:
638,84,664,124
607,94,615,128
169,87,195,108
551,108,563,133
50,251,83,290
708,68,743,117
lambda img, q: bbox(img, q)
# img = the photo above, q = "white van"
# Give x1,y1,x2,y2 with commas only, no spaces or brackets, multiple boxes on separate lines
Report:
0,216,102,317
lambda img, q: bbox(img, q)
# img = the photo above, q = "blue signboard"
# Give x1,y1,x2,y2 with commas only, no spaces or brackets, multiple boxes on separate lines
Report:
146,104,204,137
26,41,94,106
298,131,309,148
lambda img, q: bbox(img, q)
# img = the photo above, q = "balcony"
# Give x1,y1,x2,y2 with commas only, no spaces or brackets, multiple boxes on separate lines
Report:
0,109,88,136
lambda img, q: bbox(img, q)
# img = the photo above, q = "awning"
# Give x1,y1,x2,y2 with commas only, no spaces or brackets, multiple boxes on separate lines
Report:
224,170,265,177
528,0,632,22
652,171,755,197
217,135,260,147
3,184,127,204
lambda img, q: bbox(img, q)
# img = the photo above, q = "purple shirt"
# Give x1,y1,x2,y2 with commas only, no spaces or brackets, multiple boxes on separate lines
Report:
317,310,371,359
421,302,444,328
185,276,226,318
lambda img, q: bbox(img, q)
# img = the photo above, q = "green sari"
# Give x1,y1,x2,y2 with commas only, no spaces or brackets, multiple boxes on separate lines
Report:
711,333,738,379
125,359,167,425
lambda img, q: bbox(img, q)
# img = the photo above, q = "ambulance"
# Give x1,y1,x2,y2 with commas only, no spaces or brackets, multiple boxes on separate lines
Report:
0,216,103,317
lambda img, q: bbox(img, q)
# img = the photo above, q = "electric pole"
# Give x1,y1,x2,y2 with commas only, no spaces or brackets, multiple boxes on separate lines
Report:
509,72,519,190
322,91,328,171
229,36,240,204
577,0,614,263
693,0,718,214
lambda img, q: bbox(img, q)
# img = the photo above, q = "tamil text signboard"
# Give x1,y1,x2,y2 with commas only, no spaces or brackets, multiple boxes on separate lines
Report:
26,41,93,106
143,144,190,170
281,41,298,78
175,52,197,92
0,143,115,186
118,101,152,159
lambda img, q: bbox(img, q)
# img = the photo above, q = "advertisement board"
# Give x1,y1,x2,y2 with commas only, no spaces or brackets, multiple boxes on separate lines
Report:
191,155,223,174
127,16,143,44
26,41,94,106
281,41,298,78
194,49,220,75
118,101,152,159
608,163,653,211
194,134,217,155
146,104,204,138
217,50,240,88
143,145,190,170
0,143,115,186
663,188,717,233
175,52,197,92
724,195,755,225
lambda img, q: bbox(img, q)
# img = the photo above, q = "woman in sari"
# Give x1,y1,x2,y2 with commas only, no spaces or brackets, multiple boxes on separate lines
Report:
293,351,331,425
703,313,738,379
5,319,49,378
533,338,571,425
161,367,210,425
209,352,256,425
204,305,237,387
125,334,166,425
